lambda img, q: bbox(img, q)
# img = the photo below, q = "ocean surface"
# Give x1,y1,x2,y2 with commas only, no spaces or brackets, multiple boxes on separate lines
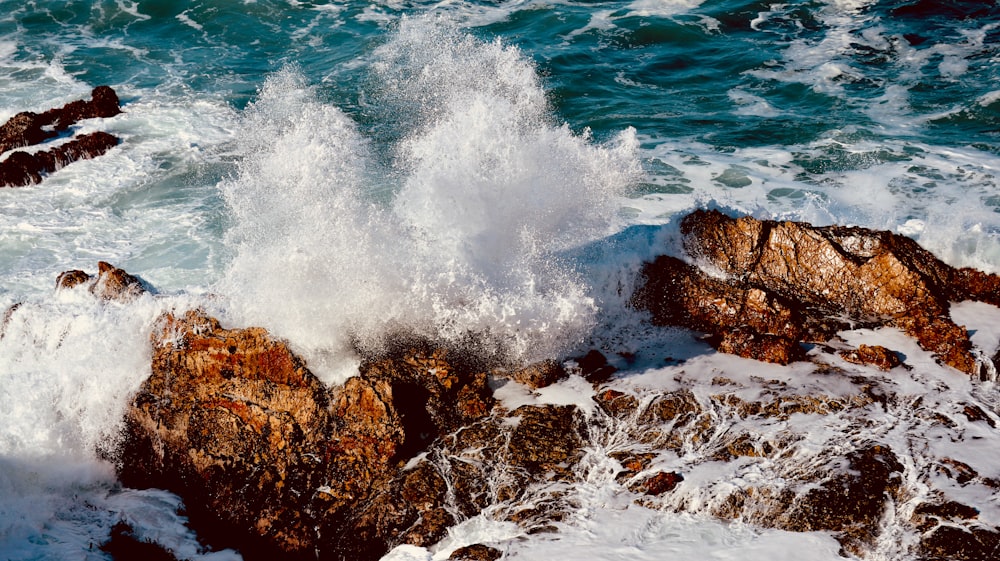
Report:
1,0,999,559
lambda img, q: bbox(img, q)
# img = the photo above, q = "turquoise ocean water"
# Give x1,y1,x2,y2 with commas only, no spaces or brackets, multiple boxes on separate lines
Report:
1,1,999,559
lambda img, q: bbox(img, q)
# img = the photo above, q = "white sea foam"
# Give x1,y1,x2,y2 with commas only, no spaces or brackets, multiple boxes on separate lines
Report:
625,0,707,19
219,20,640,383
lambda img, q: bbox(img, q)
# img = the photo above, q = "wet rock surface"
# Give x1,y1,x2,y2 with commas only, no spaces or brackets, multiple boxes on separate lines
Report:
633,209,1000,376
0,86,122,187
102,217,1000,561
56,261,148,302
117,309,587,561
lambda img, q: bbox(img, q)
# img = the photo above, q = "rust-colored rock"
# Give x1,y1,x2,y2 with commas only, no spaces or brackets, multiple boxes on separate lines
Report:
119,309,330,558
634,209,1000,376
118,311,524,561
55,262,147,302
631,471,684,496
839,344,902,371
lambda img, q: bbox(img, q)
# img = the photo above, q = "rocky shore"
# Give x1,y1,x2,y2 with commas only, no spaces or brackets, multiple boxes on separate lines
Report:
33,210,1000,560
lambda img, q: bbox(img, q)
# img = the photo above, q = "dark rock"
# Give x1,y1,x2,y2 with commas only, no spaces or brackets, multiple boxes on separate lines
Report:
449,544,502,561
914,501,980,522
0,112,53,154
101,521,179,561
839,344,902,371
0,86,122,154
1,86,122,187
38,85,122,131
778,444,903,555
0,131,119,187
633,210,1000,376
574,350,617,384
920,525,1000,561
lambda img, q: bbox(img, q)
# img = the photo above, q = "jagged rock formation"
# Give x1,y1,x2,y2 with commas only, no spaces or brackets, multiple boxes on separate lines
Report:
56,261,148,302
117,309,587,561
633,209,1000,377
98,227,1000,561
0,86,121,187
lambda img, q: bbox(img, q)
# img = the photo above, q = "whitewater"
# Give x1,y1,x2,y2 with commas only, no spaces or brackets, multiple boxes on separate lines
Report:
1,0,999,559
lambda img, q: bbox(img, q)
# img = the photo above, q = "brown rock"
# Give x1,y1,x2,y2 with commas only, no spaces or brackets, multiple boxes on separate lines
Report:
55,262,147,302
504,404,585,477
55,270,92,290
90,261,147,302
839,344,902,371
631,471,684,495
0,131,119,187
449,544,502,561
118,313,509,561
634,209,1000,376
502,359,567,389
593,388,640,419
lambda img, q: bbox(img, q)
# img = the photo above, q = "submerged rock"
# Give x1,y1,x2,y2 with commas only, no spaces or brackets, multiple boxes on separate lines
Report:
634,209,1000,377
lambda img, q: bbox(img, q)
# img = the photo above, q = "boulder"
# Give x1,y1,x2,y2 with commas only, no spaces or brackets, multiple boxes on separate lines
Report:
117,310,538,561
119,309,331,558
56,261,147,302
634,209,1000,376
449,544,502,561
499,359,567,389
839,344,902,371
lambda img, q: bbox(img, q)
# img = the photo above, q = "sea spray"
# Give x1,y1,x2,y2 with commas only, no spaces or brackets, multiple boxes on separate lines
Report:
220,19,640,383
0,287,233,559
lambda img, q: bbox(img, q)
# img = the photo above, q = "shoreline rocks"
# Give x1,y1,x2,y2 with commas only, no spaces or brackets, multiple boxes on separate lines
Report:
115,308,586,561
91,209,1000,561
633,209,1000,377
